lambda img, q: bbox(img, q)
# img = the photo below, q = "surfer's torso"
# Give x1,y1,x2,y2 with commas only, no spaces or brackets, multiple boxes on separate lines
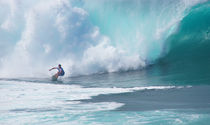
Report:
57,67,65,76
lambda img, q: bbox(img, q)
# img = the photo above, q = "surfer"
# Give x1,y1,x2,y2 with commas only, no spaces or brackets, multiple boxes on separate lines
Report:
49,64,65,79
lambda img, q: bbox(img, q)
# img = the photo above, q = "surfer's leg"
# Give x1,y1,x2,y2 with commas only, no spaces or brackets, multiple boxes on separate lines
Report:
55,73,59,79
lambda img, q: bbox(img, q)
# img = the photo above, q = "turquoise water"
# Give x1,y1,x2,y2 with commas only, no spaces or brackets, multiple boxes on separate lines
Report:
1,75,210,125
0,0,210,124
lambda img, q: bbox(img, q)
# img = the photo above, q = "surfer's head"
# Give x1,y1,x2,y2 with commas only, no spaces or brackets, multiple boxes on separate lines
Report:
58,64,61,68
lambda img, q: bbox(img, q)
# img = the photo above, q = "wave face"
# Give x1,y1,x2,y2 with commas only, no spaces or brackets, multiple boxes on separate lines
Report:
0,0,208,77
154,2,210,84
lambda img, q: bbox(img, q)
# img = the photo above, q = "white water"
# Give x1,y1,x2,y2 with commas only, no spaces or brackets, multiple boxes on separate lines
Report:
0,79,185,115
0,80,207,125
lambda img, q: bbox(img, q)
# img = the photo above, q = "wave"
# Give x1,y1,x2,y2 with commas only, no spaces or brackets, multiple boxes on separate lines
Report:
154,2,210,84
0,0,208,77
161,1,210,63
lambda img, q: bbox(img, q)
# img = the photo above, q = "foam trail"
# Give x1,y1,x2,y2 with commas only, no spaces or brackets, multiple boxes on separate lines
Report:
0,80,181,101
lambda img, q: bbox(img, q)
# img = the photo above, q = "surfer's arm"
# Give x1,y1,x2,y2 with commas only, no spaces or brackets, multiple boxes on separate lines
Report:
49,67,57,71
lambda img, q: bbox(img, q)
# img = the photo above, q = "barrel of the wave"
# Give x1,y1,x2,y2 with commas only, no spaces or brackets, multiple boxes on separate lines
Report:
156,2,210,85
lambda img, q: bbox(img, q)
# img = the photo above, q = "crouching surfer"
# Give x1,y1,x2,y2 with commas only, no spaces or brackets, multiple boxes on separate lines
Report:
49,64,65,80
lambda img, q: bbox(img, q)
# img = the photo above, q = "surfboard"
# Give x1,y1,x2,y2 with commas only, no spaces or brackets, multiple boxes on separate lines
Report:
52,75,57,81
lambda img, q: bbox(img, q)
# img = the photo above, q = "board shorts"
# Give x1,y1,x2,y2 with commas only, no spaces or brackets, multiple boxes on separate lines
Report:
59,71,65,76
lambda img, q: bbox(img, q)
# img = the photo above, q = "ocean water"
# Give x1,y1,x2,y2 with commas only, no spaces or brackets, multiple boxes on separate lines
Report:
0,0,210,125
1,74,210,125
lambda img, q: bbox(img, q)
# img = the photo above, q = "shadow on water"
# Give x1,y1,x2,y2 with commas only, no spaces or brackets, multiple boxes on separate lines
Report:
81,85,210,111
